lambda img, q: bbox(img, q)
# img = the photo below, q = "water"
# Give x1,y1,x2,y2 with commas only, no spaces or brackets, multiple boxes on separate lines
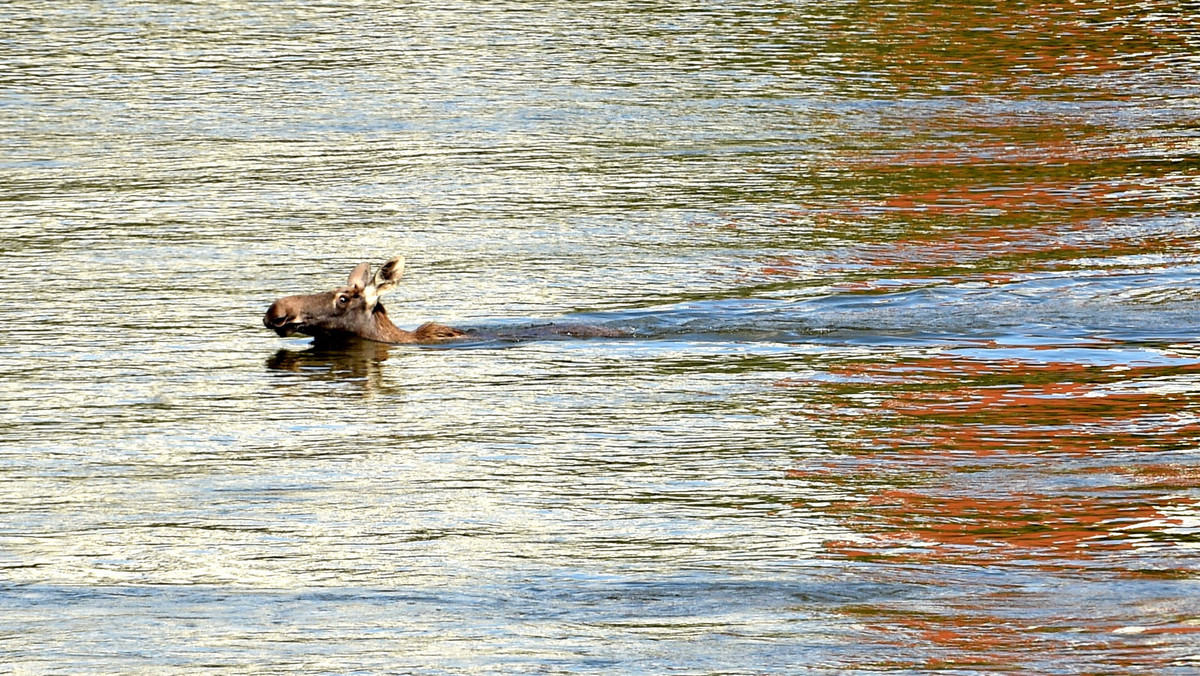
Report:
2,1,1199,672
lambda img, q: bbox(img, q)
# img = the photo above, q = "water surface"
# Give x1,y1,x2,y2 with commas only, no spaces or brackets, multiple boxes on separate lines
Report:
2,1,1199,673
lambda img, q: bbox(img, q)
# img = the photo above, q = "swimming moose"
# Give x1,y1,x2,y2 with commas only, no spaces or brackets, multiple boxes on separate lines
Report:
264,257,620,344
264,257,467,343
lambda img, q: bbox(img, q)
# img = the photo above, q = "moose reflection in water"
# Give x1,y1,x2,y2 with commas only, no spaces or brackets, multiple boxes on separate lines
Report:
265,340,395,389
264,256,622,346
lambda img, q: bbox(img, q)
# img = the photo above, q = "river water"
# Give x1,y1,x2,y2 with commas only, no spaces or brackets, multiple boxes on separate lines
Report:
2,1,1199,673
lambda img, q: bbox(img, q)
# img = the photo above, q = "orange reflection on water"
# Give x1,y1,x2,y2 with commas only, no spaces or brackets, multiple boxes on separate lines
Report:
799,0,1194,96
801,359,1200,461
782,353,1200,567
830,490,1188,560
830,358,1200,446
752,169,1194,284
868,177,1188,216
755,0,1200,668
783,347,1200,668
838,601,1200,672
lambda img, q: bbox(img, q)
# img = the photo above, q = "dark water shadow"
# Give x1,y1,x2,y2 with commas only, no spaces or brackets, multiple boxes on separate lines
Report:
266,338,395,383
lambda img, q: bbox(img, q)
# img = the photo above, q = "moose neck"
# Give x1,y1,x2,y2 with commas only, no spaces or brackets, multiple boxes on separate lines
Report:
358,304,417,344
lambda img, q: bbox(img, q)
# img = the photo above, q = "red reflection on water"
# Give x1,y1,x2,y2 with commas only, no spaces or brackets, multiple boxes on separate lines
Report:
797,0,1194,96
781,351,1200,668
789,357,1200,459
756,0,1200,670
782,355,1200,563
870,178,1185,215
751,176,1193,284
829,490,1188,560
837,602,1200,672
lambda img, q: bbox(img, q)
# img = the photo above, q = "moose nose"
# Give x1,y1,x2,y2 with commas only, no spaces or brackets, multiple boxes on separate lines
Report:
264,301,293,329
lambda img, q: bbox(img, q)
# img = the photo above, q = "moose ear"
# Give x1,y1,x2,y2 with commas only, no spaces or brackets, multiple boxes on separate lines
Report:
347,263,372,290
375,257,405,288
364,256,405,308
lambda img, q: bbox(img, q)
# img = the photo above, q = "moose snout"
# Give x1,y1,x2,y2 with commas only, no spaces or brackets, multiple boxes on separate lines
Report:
264,300,297,334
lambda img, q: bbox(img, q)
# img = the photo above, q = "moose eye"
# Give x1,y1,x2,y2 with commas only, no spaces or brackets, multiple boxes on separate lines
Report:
337,295,350,305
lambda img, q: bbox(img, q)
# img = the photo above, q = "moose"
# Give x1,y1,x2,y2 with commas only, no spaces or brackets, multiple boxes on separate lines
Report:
264,257,620,344
264,257,468,343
